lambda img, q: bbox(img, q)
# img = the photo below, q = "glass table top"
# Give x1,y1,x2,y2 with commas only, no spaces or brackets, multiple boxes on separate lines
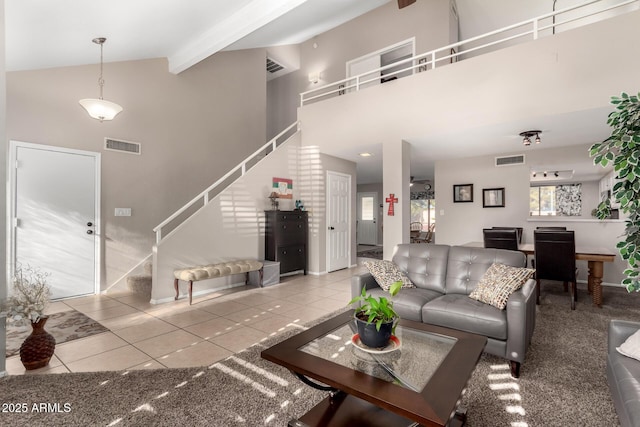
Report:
298,321,457,391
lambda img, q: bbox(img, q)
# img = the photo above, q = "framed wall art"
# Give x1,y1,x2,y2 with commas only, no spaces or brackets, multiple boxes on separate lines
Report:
483,187,505,208
453,184,473,203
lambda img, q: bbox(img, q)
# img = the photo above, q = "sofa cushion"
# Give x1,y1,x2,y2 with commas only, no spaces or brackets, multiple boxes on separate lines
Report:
618,329,640,362
422,294,507,340
445,246,527,295
364,260,415,291
392,244,450,293
367,287,442,322
469,263,535,309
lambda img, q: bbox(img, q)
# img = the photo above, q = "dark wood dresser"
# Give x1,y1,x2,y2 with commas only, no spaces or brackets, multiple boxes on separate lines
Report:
265,210,308,275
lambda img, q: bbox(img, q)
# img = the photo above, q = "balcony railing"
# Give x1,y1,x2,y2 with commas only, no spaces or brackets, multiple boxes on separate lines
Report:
300,0,638,106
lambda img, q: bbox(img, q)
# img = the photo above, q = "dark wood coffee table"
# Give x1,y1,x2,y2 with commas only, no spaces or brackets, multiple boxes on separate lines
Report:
261,310,487,427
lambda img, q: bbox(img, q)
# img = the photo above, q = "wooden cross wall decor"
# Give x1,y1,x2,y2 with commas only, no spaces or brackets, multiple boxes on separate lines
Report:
386,193,398,216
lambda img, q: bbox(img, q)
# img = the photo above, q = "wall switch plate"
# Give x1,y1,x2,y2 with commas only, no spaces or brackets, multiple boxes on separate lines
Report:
115,208,132,217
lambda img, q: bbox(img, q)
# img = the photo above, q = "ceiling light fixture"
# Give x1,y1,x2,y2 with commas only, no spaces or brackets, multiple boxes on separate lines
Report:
519,130,542,146
359,152,372,157
79,37,123,122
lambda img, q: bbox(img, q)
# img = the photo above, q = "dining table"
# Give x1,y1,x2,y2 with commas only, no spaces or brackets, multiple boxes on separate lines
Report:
464,242,616,308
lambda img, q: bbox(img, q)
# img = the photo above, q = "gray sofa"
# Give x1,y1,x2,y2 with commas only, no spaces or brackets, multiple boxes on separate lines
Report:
607,319,640,427
352,243,537,378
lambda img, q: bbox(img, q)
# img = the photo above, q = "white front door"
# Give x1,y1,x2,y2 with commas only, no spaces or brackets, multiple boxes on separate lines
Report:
11,141,100,300
357,192,378,245
327,171,350,272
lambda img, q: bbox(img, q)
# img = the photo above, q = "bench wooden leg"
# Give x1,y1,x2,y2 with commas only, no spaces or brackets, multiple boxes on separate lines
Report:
189,280,193,305
174,278,180,300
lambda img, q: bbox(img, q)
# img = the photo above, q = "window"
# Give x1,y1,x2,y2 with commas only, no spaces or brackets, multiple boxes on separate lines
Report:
361,196,374,221
410,199,436,230
530,184,582,216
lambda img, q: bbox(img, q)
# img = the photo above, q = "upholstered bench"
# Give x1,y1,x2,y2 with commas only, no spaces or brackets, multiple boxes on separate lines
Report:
174,260,263,305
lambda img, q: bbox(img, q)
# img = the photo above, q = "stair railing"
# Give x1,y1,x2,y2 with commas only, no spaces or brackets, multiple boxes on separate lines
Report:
153,121,299,244
300,0,638,106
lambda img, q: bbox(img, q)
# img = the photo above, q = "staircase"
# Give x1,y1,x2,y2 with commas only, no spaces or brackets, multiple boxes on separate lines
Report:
153,121,299,244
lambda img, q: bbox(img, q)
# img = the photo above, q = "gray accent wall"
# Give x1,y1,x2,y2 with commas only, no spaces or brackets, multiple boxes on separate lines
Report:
7,50,268,291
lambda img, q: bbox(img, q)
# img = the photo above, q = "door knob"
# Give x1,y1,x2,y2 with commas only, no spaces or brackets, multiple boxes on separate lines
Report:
329,226,335,230
87,230,93,235
87,222,93,227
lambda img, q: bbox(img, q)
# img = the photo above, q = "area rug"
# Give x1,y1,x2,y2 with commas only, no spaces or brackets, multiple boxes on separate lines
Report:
0,283,638,426
357,246,383,260
6,310,109,358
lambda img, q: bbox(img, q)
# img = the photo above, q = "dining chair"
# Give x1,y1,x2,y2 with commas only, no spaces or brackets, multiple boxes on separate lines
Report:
410,222,422,243
492,226,523,243
533,230,577,310
483,228,519,251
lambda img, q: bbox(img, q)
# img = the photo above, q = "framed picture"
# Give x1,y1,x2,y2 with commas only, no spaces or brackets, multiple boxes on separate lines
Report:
483,187,505,208
418,57,428,73
453,184,473,203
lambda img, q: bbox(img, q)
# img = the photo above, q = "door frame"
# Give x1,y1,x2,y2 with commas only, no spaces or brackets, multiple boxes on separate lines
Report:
345,37,416,84
357,191,378,245
325,170,352,273
8,140,102,295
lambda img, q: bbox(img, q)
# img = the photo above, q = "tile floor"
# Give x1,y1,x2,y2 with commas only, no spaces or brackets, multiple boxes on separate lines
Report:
6,264,367,375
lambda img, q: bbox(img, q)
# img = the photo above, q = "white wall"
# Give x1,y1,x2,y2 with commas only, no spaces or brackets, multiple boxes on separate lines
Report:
7,50,268,291
0,0,7,376
153,133,301,303
434,146,626,285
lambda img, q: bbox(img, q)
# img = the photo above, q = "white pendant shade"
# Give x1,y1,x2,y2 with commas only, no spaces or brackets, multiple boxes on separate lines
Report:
79,98,123,122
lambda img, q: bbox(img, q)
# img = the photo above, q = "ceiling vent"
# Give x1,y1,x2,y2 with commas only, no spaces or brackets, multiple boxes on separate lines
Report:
104,138,141,155
495,154,525,166
266,57,285,74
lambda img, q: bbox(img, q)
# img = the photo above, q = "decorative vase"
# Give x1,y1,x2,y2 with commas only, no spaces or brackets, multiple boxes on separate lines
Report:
354,315,394,348
19,316,56,370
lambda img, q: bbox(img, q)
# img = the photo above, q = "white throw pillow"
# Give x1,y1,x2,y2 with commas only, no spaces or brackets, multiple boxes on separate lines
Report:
617,329,640,362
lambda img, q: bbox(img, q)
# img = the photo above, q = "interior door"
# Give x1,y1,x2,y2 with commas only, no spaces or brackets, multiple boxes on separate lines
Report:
347,54,381,91
357,192,378,245
327,171,350,272
12,141,100,300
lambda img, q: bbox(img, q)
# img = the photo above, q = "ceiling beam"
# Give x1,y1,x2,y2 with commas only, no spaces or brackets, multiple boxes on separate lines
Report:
168,0,309,74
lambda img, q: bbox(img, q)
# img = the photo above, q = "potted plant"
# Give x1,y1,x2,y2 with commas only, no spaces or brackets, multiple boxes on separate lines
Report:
590,91,640,292
4,265,56,370
348,280,402,348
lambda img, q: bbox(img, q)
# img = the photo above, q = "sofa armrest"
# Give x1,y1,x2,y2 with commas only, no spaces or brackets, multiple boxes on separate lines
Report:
350,273,381,300
504,278,537,364
608,319,640,354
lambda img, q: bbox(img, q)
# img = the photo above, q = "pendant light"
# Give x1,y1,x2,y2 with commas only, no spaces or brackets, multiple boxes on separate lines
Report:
79,38,123,122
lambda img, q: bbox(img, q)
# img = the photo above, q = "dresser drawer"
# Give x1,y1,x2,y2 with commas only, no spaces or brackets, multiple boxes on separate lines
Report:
277,245,306,274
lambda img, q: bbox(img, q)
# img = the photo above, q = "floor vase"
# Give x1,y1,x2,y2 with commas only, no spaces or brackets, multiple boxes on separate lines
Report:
20,316,56,370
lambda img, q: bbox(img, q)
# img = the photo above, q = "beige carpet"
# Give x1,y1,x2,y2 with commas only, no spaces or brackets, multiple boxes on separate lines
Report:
0,283,638,426
6,310,109,358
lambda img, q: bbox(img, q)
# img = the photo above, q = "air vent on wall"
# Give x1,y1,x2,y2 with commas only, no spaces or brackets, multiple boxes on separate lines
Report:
495,154,525,166
266,57,285,74
104,138,141,155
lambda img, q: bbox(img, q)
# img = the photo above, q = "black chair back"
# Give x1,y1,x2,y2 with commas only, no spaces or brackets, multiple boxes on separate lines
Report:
534,230,576,283
483,228,519,251
536,226,567,231
492,227,523,243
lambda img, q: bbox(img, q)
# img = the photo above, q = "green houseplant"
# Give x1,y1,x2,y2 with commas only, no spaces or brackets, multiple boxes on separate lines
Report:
590,92,640,292
348,280,402,348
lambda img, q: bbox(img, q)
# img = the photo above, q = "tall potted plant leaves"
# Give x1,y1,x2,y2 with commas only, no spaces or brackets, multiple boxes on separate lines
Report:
590,92,640,292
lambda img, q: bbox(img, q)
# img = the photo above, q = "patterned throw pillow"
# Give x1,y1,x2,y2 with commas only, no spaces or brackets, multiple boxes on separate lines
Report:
364,260,415,291
469,263,535,310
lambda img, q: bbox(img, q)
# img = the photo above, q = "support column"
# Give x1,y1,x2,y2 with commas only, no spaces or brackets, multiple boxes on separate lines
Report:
382,140,411,259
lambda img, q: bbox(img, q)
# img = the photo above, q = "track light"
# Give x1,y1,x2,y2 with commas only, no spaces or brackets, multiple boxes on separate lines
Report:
543,172,547,177
554,171,559,177
519,130,542,146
